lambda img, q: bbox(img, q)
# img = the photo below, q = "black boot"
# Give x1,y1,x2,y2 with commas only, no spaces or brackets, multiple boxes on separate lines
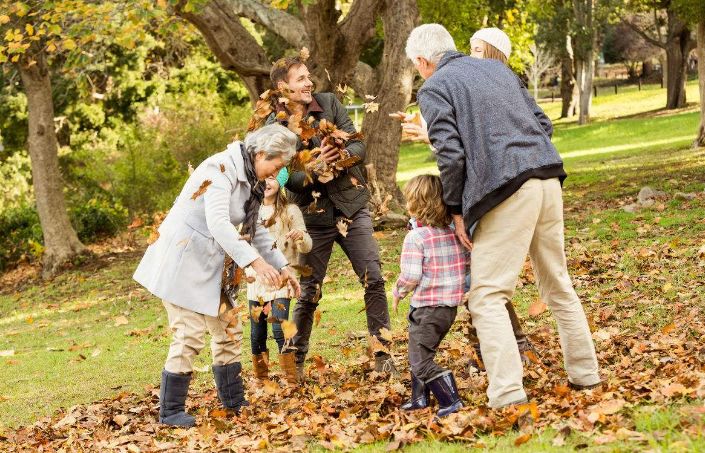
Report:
159,370,196,427
401,373,430,411
427,372,463,418
212,362,249,412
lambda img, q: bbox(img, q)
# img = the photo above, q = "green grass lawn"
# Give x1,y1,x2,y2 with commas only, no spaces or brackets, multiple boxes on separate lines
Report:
1,81,704,451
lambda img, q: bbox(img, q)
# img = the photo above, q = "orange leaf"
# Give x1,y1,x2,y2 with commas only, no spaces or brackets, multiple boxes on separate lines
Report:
661,323,676,335
191,180,212,200
528,299,547,317
514,433,532,446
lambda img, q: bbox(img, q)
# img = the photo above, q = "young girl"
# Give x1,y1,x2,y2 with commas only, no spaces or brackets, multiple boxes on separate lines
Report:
398,27,540,370
247,168,312,384
393,175,467,418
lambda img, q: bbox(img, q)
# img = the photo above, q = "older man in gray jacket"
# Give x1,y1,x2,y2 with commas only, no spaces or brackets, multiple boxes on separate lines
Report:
405,24,600,409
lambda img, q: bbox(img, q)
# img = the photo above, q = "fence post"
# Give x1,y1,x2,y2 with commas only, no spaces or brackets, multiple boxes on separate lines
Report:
660,76,664,88
638,78,642,91
614,83,618,95
551,89,555,102
593,85,597,97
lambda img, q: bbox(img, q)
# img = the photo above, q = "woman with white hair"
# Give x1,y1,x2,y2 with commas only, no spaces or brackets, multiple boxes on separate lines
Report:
133,123,301,427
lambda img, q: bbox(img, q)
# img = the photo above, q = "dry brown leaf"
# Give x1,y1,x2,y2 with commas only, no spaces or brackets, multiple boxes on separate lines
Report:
336,219,350,237
113,414,129,426
378,327,393,343
528,299,547,317
191,180,212,200
114,316,129,327
314,310,322,328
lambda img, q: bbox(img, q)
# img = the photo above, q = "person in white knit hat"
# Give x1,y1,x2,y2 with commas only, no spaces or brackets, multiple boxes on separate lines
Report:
469,27,512,62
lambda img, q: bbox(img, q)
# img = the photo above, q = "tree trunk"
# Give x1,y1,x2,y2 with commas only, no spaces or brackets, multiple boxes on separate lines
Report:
696,20,705,147
560,26,577,118
361,0,417,212
664,13,691,109
17,53,85,278
575,55,594,125
573,0,595,125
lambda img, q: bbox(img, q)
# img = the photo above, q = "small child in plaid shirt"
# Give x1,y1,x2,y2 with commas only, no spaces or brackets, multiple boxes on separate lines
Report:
393,174,468,418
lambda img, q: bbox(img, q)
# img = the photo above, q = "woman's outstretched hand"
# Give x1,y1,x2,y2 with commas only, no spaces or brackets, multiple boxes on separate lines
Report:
250,257,282,289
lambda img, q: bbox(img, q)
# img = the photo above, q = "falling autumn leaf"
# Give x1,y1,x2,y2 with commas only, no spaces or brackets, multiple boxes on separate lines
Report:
378,327,393,343
282,320,297,340
314,309,322,327
299,46,310,62
336,219,350,237
191,180,212,200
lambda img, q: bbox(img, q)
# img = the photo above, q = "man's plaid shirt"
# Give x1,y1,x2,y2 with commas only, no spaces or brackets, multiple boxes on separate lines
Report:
393,226,468,308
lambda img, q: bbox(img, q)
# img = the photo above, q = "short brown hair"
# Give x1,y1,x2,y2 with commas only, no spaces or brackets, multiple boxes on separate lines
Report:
270,56,305,88
403,175,450,228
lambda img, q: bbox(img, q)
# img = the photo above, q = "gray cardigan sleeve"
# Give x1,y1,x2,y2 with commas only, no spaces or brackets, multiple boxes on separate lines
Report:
418,86,466,213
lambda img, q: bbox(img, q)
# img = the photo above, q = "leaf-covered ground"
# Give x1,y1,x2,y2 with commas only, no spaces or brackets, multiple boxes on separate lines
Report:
2,86,705,451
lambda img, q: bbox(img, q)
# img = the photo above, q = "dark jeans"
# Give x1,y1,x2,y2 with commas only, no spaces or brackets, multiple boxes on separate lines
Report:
408,305,458,382
249,298,291,355
292,208,391,364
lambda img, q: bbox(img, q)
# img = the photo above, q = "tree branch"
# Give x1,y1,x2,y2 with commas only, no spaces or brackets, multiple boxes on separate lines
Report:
622,17,666,49
178,1,271,76
216,0,309,49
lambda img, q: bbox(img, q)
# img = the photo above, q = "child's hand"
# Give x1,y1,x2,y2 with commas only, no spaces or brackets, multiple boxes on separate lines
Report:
286,229,304,242
392,294,401,313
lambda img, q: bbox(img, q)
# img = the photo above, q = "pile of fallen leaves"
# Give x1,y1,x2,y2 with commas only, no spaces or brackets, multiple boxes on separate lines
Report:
3,297,705,451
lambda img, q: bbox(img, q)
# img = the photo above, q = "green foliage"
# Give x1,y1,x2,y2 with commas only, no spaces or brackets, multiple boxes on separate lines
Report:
0,151,32,211
69,197,129,242
0,204,42,271
418,0,536,72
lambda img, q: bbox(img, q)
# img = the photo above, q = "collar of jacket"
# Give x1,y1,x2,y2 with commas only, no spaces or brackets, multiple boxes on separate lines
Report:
275,94,324,117
227,141,250,183
435,50,467,71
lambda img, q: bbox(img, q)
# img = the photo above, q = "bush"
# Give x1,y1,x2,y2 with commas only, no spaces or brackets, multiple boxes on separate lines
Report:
70,197,129,242
0,198,129,272
0,205,43,272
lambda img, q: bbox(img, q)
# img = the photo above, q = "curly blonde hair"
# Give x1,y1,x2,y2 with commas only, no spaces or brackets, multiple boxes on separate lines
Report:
403,175,450,228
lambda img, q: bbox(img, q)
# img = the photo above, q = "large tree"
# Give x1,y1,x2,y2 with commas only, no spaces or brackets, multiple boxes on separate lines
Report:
623,1,695,109
176,0,418,207
0,1,156,277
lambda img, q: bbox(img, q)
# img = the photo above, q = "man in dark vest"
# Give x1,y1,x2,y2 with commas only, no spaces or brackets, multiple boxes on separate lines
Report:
266,56,396,380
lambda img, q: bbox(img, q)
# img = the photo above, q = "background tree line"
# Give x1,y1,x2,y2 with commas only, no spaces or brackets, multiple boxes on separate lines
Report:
0,0,703,277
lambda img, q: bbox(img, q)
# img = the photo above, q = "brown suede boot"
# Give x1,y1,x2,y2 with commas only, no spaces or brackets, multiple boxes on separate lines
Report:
279,352,298,386
252,351,269,380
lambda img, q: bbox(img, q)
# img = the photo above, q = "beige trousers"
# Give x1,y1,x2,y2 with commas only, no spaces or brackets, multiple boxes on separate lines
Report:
163,301,243,374
468,178,600,408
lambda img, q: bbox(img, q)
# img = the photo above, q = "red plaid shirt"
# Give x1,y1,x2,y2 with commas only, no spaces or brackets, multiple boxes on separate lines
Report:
393,226,468,307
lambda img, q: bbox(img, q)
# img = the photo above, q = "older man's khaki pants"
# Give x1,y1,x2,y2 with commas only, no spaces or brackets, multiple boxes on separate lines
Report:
468,178,600,408
163,301,243,374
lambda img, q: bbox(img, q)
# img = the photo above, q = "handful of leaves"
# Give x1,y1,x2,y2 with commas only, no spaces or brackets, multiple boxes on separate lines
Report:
248,87,363,186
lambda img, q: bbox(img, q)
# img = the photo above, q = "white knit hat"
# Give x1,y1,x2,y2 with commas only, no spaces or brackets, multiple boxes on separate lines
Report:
470,27,511,60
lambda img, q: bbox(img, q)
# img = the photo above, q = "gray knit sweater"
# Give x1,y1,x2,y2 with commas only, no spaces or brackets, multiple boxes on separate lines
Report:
417,51,566,228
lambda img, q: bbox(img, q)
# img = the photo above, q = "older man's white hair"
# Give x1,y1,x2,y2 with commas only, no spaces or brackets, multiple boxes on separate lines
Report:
405,24,457,65
244,123,297,164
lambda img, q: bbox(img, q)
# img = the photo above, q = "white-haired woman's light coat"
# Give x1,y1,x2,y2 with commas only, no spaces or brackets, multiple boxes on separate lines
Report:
133,141,288,317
